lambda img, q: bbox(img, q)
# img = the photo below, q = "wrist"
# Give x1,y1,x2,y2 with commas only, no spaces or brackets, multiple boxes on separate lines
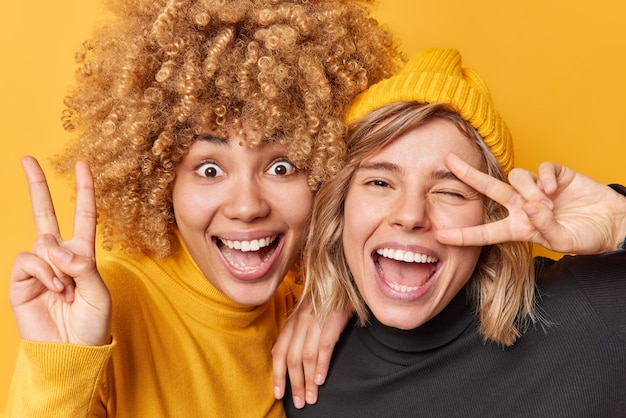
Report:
608,184,626,251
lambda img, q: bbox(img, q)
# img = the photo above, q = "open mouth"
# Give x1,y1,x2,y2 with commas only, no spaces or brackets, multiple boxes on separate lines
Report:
216,235,280,272
374,248,439,293
215,235,280,272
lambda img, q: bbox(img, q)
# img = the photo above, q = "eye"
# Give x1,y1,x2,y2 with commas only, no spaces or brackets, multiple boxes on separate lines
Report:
195,161,224,178
367,179,391,188
267,159,296,176
433,189,468,202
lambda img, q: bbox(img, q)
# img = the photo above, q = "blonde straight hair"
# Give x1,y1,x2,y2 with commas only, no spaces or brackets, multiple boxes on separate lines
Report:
302,102,536,346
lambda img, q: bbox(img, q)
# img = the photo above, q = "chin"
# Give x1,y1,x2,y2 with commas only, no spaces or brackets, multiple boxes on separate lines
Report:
226,280,282,307
372,305,428,330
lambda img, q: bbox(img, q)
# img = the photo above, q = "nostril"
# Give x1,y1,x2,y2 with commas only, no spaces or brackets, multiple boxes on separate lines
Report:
223,188,271,221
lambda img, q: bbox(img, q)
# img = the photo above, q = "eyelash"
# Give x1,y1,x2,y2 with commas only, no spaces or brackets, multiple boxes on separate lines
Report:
365,179,468,201
436,190,467,200
268,159,296,176
367,179,390,188
193,158,297,178
195,161,223,178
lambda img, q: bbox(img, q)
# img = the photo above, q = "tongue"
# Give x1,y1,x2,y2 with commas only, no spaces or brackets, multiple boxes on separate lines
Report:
377,256,434,287
221,246,272,269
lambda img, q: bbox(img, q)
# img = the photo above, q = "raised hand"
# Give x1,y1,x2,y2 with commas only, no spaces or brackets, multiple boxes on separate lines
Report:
10,156,111,345
437,153,626,254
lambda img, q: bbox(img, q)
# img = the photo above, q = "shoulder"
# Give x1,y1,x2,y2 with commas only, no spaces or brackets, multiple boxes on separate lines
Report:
535,251,626,339
96,249,163,293
536,251,626,284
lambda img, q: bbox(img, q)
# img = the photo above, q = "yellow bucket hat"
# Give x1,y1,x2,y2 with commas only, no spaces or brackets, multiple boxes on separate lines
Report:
345,47,514,173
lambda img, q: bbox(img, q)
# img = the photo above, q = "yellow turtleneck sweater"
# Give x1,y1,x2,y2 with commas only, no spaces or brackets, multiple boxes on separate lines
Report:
6,234,299,417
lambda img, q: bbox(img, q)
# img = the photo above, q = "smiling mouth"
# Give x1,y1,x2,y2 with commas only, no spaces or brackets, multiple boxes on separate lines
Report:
374,248,439,293
217,235,279,271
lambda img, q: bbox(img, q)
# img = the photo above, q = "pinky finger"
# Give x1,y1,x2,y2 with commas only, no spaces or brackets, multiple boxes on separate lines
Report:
536,162,561,195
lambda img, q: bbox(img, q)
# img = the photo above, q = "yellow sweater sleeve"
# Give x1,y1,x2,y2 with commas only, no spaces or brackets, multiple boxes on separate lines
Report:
6,339,114,418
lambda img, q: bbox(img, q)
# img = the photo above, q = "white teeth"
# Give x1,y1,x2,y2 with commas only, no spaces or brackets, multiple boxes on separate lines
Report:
376,248,438,263
387,282,421,293
221,236,276,252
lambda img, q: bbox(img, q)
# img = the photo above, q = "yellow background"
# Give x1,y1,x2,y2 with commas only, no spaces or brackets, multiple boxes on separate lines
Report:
1,0,625,410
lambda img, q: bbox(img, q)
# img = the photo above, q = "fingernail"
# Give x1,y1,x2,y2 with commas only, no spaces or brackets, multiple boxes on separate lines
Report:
63,284,75,303
274,386,282,399
294,396,304,409
306,391,316,405
524,204,539,217
52,277,65,291
315,373,324,385
50,247,72,263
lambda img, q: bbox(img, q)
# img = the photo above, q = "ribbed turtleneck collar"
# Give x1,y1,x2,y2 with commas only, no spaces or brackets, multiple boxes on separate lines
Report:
355,290,476,364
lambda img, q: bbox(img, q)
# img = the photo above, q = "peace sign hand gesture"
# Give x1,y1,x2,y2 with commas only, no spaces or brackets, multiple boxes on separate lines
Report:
10,156,111,346
437,153,626,255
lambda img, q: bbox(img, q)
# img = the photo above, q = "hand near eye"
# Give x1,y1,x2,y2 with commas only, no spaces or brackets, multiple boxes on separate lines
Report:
436,153,626,254
10,156,111,346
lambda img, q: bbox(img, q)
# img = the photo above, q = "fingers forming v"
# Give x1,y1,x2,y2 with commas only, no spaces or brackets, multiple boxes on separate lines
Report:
22,157,97,253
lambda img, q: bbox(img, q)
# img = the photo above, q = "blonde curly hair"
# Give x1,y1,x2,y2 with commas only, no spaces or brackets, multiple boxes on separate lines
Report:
303,103,536,346
54,0,402,258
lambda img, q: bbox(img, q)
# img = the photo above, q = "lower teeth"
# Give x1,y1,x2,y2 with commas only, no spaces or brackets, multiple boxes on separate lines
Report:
387,281,420,293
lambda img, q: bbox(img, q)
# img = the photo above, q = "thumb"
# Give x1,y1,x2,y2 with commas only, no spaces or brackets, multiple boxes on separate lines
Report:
49,246,111,316
49,247,96,278
48,246,99,299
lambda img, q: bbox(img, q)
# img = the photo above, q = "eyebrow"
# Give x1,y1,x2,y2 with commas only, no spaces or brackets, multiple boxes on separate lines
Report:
357,161,461,182
194,134,229,145
430,170,461,182
193,133,276,148
357,161,402,174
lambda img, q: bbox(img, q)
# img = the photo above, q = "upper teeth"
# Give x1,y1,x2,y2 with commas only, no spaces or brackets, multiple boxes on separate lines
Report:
376,248,438,263
221,236,276,252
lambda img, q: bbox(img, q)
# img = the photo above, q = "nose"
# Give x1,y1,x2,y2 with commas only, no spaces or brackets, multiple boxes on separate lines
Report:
222,176,271,222
389,191,430,231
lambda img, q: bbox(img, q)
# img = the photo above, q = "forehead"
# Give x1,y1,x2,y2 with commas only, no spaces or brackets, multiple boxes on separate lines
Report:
362,118,483,167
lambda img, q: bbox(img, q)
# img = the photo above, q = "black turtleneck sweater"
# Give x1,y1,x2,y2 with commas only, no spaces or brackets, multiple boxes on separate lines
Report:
285,251,626,417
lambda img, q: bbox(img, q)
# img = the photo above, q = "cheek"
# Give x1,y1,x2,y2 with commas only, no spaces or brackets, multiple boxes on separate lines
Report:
342,193,375,272
342,193,364,242
172,184,213,229
285,188,314,227
432,201,484,229
447,244,482,290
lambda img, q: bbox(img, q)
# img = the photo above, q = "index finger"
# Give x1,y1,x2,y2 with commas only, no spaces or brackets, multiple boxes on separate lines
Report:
21,156,61,237
444,153,516,207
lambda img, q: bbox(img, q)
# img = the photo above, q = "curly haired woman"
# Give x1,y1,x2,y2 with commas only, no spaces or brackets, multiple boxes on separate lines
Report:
6,0,402,416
